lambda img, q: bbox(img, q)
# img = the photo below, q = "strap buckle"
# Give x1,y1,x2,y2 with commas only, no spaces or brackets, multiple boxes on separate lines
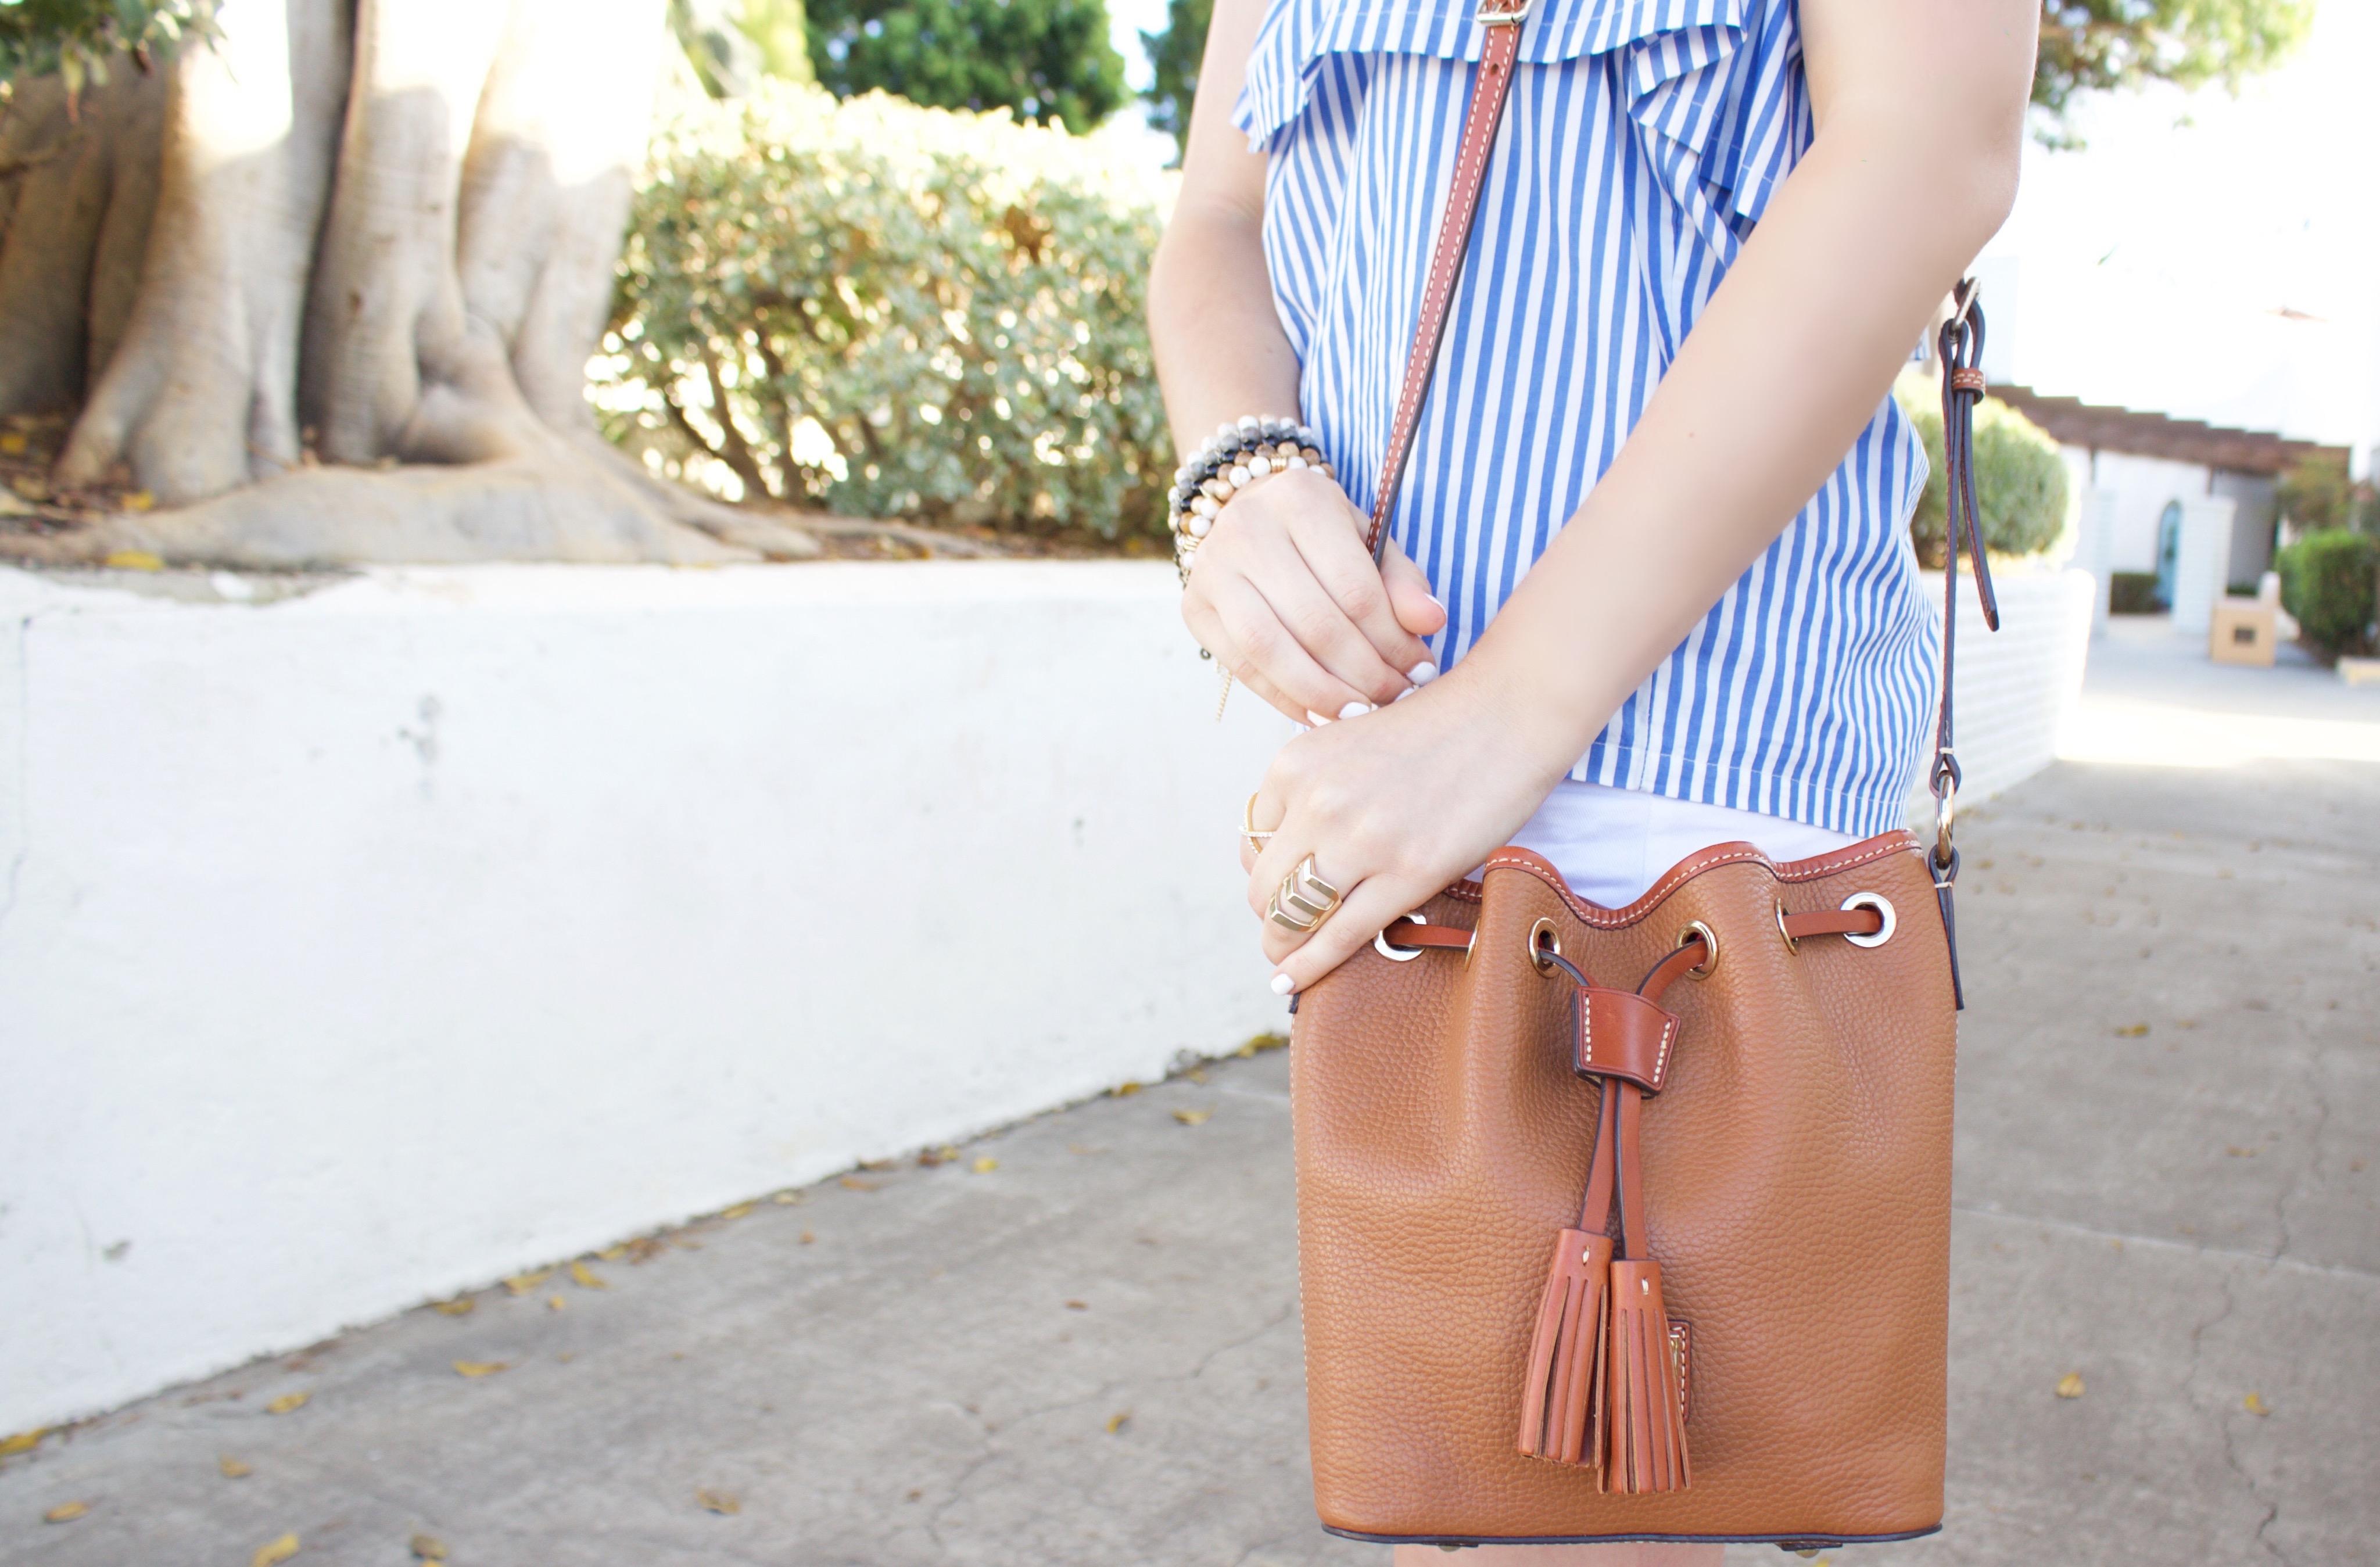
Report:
1477,0,1530,24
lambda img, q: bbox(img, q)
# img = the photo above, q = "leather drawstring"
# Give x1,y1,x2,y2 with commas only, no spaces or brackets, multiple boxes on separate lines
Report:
1932,281,2001,1010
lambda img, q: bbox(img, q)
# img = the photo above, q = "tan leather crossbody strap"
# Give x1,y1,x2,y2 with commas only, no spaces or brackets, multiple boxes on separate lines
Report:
1363,0,1533,562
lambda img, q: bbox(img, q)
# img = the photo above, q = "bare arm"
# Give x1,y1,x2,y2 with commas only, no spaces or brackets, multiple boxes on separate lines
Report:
1149,0,1446,726
1242,0,2039,989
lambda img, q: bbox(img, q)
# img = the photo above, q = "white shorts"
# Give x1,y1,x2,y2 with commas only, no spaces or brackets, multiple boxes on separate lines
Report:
1504,780,1858,908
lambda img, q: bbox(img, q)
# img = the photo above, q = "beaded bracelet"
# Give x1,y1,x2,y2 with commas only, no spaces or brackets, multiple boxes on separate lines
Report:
1169,415,1336,584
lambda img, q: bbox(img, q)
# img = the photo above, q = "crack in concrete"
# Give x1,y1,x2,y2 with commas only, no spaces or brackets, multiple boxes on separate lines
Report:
2184,1265,2288,1564
1950,1204,2379,1283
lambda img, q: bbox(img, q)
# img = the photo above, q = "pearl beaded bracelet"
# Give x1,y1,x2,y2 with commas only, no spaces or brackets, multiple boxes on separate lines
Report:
1169,414,1336,583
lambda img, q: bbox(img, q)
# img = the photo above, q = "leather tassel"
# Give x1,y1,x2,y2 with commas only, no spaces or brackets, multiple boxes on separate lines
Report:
1597,1258,1691,1493
1516,1228,1612,1465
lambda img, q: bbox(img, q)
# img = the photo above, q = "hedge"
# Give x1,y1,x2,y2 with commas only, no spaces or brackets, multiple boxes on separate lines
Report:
596,83,1174,542
1897,388,2069,566
2275,529,2378,660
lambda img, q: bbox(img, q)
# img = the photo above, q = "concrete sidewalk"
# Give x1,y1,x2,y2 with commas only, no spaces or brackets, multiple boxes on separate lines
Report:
5,646,2377,1566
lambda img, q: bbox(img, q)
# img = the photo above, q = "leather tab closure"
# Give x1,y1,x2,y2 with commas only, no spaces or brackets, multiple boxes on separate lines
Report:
1571,987,1681,1095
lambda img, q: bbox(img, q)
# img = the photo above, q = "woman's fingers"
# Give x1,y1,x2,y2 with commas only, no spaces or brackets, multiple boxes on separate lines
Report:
1290,506,1438,687
1379,536,1449,644
1261,870,1425,987
1200,572,1378,725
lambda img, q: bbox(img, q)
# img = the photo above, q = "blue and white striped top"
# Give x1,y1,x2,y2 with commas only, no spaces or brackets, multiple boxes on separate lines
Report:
1233,0,1938,838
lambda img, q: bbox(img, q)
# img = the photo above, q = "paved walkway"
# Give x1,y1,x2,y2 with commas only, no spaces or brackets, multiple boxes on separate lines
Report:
5,626,2376,1567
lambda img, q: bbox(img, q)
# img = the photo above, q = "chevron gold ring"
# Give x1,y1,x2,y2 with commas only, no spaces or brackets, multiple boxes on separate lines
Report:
1267,855,1343,933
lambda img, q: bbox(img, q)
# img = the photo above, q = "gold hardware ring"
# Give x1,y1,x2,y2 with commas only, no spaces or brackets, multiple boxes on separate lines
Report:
1267,854,1343,933
1527,916,1564,975
1677,919,1719,980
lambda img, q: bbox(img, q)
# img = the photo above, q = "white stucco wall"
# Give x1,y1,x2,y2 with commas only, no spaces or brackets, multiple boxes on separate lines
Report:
0,558,2096,1436
0,562,1295,1435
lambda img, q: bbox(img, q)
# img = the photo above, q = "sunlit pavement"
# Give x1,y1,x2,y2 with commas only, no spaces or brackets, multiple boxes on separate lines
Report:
3,621,2375,1567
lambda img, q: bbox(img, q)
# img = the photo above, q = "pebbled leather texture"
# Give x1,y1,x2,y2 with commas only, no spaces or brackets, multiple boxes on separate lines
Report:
1291,835,1956,1543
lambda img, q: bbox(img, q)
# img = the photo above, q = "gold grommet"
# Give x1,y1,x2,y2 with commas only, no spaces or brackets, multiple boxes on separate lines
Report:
1527,916,1561,975
1678,920,1718,980
1775,899,1798,955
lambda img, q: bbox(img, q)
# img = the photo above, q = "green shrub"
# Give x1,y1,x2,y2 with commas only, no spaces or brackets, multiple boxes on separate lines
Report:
1897,389,2070,567
805,0,1125,129
2275,529,2379,659
2109,571,2164,615
597,84,1173,542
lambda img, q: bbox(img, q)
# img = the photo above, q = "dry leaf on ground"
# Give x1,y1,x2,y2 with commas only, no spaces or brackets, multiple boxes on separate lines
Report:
501,1270,550,1296
409,1533,449,1561
219,1455,253,1478
721,1203,754,1220
431,1299,474,1317
264,1392,310,1415
838,1175,881,1191
1,1429,44,1456
123,490,155,512
452,1360,511,1378
2113,1023,2149,1037
548,1295,567,1311
103,549,163,571
696,1488,741,1515
2227,1146,2258,1158
1114,1081,1142,1096
1185,1067,1209,1084
771,1191,805,1205
2055,1372,2085,1399
252,1533,300,1566
568,1261,608,1289
44,1501,88,1523
2243,1392,2271,1416
799,1230,816,1244
1172,1109,1212,1126
1105,1411,1131,1434
1065,1299,1089,1310
971,1157,998,1174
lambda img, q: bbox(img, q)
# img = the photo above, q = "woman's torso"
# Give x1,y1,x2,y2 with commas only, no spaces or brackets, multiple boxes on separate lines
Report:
1235,0,1940,840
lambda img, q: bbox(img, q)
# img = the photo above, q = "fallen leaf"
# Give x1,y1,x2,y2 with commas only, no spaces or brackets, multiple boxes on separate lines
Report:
798,1230,816,1245
431,1298,474,1317
501,1269,550,1296
2227,1146,2258,1158
2113,1024,2149,1038
0,432,24,454
861,1159,897,1172
1114,1081,1142,1096
917,1145,961,1167
410,1534,449,1561
1,1429,45,1456
13,475,52,501
452,1360,511,1378
252,1532,299,1566
598,1243,630,1261
970,1157,998,1174
44,1501,88,1523
721,1203,754,1220
123,490,155,512
264,1392,310,1415
547,1295,567,1311
1105,1410,1131,1434
219,1455,252,1478
1185,1067,1209,1084
771,1191,805,1205
1172,1109,1212,1126
568,1260,608,1290
1242,1031,1288,1054
696,1487,741,1515
2055,1372,2085,1400
2243,1392,2271,1417
839,1175,881,1192
1065,1300,1089,1311
555,1351,575,1362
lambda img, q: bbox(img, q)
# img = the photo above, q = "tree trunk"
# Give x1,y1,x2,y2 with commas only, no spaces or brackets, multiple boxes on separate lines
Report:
0,0,804,566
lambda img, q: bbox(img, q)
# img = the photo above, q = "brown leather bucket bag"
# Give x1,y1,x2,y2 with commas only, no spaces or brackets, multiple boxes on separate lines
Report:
1290,0,2002,1548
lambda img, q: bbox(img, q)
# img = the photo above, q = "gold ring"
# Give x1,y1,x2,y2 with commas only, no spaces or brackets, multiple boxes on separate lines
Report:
1241,792,1274,851
1267,854,1343,933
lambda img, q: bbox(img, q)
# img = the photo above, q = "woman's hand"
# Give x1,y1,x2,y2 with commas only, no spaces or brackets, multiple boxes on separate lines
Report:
1242,670,1567,992
1182,467,1447,726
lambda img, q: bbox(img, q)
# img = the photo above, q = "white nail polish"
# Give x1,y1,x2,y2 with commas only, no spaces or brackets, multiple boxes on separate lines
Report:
1407,660,1439,685
1338,700,1371,720
1270,973,1296,996
1307,711,1331,726
1394,687,1415,702
1426,593,1446,612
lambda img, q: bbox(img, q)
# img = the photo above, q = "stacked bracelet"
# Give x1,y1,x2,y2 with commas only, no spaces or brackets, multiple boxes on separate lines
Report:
1169,415,1336,583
